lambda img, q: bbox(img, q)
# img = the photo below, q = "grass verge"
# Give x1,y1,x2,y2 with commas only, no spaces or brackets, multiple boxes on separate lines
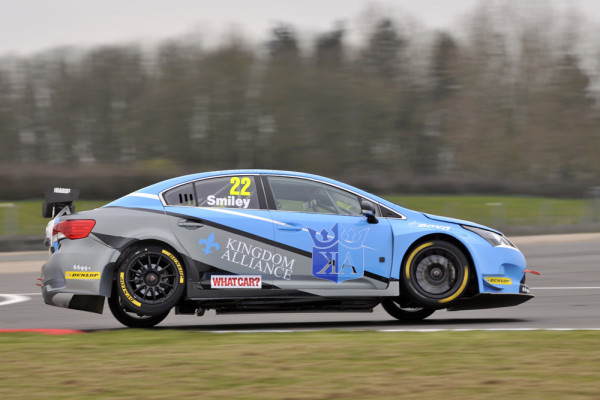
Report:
384,195,591,227
0,200,106,236
0,330,599,399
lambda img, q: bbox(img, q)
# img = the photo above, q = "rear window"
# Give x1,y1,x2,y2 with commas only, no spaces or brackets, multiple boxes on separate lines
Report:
163,183,196,206
164,176,261,209
195,176,260,209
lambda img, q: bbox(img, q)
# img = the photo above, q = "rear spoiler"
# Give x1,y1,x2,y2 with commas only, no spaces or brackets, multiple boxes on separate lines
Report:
42,188,79,218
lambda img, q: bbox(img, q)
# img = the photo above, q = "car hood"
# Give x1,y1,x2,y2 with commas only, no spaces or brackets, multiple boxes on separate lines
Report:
423,213,502,234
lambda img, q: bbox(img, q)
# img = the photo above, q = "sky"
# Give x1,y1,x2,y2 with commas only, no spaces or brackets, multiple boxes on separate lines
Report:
0,0,598,56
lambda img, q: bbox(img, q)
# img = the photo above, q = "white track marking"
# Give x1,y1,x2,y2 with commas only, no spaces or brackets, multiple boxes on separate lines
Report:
511,232,600,245
210,328,600,333
377,328,600,332
0,294,31,306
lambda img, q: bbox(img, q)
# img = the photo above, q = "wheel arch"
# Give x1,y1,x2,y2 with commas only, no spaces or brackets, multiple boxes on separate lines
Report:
401,233,479,298
103,238,196,299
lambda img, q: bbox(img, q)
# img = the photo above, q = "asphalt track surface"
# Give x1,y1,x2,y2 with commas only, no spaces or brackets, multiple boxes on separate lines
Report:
1,233,599,332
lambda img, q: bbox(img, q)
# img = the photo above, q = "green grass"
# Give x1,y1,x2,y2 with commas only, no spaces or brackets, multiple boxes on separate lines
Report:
0,200,106,236
0,330,599,399
384,195,592,227
0,196,596,236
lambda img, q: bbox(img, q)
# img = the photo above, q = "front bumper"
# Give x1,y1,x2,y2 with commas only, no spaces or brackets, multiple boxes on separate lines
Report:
448,291,533,311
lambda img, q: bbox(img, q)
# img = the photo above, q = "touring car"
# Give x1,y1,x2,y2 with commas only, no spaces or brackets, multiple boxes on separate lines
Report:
40,170,535,327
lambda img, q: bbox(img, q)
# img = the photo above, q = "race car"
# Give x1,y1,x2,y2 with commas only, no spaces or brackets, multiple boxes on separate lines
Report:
40,170,535,327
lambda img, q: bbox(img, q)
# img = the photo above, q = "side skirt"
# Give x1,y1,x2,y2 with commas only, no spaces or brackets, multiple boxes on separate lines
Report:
176,298,380,315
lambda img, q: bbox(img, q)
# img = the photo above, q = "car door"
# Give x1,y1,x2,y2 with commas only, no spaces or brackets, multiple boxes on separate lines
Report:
163,174,277,290
264,175,393,290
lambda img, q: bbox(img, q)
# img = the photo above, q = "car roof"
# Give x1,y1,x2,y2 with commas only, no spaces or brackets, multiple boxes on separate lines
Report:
128,169,401,211
104,169,499,232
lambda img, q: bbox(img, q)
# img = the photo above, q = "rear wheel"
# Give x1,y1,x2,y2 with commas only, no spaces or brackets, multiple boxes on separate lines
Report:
108,292,169,328
403,240,470,308
381,298,435,321
115,244,185,316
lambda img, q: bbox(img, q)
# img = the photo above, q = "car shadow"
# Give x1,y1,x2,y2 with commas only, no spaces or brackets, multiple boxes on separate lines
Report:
86,317,530,332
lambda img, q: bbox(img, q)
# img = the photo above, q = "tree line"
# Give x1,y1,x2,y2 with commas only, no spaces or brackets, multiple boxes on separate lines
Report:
1,2,599,198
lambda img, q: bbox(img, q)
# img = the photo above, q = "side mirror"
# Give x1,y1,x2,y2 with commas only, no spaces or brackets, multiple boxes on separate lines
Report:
360,200,378,224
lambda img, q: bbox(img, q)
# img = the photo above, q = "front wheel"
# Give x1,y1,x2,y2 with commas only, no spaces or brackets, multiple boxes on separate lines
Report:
381,299,435,321
403,240,471,308
108,292,169,328
115,244,185,316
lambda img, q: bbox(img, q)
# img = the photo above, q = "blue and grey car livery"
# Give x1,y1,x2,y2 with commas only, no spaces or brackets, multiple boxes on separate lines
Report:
41,170,534,327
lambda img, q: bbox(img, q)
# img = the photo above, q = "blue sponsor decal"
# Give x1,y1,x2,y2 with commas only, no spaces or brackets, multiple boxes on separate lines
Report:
308,223,368,284
199,233,220,255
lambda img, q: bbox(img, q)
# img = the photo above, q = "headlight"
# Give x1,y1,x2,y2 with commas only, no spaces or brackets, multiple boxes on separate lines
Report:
462,225,514,247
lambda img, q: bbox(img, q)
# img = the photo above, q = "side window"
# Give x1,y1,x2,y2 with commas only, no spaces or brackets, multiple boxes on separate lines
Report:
163,183,196,206
330,189,363,216
359,198,382,217
267,177,362,216
380,206,402,218
195,176,260,209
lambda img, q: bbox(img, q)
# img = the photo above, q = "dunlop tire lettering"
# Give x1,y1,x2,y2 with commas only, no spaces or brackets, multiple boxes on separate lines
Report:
120,272,141,307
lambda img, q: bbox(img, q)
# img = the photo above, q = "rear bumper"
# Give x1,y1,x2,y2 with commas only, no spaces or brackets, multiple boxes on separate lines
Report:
41,288,105,314
41,236,118,295
40,235,120,313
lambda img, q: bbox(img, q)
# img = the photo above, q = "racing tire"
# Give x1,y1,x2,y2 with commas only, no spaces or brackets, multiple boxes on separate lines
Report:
402,240,470,308
381,299,435,321
115,244,185,316
108,292,169,328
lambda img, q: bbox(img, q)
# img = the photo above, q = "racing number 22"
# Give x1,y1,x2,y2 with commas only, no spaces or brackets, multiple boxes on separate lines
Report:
230,177,251,196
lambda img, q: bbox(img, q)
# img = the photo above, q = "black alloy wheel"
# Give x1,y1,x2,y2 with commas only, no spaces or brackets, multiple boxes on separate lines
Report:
115,245,185,316
402,240,470,308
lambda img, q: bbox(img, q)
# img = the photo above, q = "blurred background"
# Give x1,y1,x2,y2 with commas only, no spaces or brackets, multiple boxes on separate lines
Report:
2,0,600,249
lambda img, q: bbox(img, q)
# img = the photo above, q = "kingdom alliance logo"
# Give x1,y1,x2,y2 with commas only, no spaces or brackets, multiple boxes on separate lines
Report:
308,223,369,284
199,233,220,255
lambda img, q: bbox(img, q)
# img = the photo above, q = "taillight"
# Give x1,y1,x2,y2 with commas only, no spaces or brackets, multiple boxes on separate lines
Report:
52,220,96,240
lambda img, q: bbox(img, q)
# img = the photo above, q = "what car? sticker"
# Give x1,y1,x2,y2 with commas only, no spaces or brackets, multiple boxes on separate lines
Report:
211,275,262,288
